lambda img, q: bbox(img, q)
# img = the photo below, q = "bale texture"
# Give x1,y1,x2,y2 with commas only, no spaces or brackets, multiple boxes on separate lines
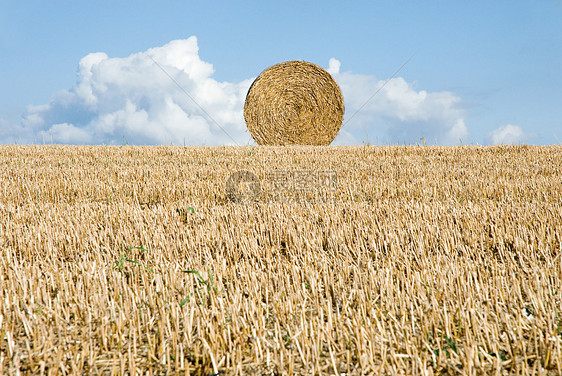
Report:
244,60,344,146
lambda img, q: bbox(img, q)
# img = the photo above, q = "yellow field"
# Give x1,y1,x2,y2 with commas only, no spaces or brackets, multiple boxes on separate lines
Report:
0,145,561,375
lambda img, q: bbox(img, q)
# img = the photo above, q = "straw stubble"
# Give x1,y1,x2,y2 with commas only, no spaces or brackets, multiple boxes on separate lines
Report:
0,145,561,375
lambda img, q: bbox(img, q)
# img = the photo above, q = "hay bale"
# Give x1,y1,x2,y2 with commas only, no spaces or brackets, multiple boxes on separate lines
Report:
244,60,344,146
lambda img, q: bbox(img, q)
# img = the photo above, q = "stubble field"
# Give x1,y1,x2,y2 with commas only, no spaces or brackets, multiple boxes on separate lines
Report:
0,145,561,375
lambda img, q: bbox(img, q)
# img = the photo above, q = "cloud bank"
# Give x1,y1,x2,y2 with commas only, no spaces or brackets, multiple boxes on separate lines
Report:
488,124,531,145
329,58,468,145
4,37,470,145
17,37,254,145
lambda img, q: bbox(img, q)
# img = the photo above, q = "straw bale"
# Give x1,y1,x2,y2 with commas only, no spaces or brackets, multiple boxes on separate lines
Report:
244,60,344,145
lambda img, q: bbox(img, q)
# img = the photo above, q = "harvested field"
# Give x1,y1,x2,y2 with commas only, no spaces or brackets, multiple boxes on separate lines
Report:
0,144,561,375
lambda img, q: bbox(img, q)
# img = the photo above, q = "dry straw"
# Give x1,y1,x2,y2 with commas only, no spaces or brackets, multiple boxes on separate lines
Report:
1,145,562,374
244,60,345,146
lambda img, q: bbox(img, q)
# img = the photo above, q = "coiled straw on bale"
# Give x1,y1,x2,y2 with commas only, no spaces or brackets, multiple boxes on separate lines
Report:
244,60,344,146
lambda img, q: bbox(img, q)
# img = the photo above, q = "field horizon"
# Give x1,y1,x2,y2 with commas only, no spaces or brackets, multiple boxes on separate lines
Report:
1,144,561,375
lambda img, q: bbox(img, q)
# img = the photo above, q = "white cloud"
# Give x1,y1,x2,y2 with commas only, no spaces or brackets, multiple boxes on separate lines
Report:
327,58,341,75
0,39,470,146
22,104,50,129
328,58,469,145
0,117,32,144
9,36,253,145
488,124,530,144
39,123,92,144
332,128,359,145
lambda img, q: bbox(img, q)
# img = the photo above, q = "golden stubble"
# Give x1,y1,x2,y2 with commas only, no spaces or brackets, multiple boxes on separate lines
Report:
0,144,561,375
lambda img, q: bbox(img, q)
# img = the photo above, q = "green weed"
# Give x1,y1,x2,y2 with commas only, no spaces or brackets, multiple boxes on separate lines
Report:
112,246,154,273
180,269,219,307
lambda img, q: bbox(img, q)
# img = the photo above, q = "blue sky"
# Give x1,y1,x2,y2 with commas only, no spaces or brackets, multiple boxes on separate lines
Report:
1,0,561,145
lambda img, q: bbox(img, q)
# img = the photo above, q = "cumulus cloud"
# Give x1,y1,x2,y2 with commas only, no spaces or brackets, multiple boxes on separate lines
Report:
11,37,254,145
330,58,469,145
1,38,470,146
488,124,531,144
327,58,341,75
0,117,29,143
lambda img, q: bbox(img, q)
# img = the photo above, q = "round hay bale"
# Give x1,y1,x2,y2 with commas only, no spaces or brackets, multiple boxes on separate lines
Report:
244,60,344,146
